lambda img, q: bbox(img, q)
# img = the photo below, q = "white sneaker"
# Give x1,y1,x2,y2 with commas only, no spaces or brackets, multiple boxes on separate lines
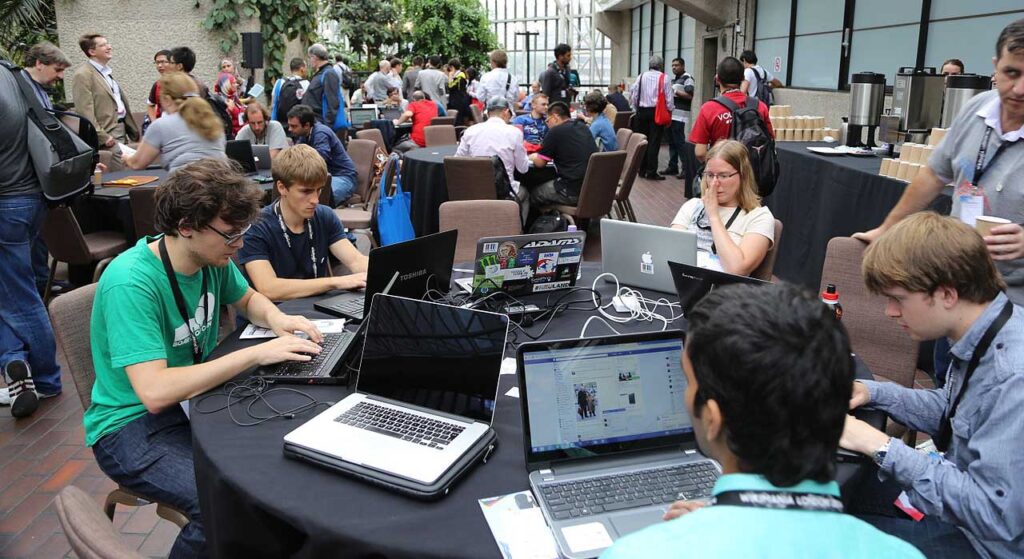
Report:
0,388,10,406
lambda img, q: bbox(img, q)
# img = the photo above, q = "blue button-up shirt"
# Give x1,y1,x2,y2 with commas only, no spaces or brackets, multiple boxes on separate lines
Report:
296,122,356,180
863,292,1024,558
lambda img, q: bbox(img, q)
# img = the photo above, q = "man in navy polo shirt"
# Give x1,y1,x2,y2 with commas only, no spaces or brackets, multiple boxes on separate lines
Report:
238,144,367,301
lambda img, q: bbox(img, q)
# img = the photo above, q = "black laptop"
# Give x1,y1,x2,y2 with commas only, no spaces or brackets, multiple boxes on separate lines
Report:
667,261,770,315
226,139,259,173
314,230,458,321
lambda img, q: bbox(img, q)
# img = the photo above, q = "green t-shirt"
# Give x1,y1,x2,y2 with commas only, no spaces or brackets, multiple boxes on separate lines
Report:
83,236,250,446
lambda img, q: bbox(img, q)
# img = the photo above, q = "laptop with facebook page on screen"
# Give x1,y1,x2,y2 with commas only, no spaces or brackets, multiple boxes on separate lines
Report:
284,294,508,497
601,220,697,294
667,260,770,316
516,331,721,559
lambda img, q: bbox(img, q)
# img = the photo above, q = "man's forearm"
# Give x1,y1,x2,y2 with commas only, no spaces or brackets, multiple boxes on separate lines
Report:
245,291,286,328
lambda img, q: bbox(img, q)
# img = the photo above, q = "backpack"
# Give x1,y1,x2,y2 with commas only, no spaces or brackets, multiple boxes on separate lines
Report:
271,78,302,124
206,94,235,140
752,67,774,107
316,70,351,131
712,95,780,197
528,210,569,234
338,67,357,91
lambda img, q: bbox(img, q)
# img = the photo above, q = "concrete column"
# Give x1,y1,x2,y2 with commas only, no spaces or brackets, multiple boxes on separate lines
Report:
594,10,632,86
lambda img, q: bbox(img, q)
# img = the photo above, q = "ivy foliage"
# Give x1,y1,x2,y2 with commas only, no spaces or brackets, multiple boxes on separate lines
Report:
325,0,402,62
399,0,497,69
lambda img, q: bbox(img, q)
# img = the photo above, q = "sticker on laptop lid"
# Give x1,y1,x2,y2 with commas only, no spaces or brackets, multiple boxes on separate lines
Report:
482,242,499,254
533,281,570,292
561,522,613,554
641,251,654,275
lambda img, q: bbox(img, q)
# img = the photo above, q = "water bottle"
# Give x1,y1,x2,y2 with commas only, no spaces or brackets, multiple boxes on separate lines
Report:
821,283,843,321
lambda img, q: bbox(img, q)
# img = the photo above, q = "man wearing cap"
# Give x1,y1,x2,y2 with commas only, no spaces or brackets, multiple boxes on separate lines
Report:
456,96,531,222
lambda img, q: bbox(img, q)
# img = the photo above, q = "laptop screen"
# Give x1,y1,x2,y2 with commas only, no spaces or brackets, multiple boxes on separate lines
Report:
668,261,769,315
361,229,457,309
225,140,257,173
357,294,509,423
349,107,379,127
518,331,691,464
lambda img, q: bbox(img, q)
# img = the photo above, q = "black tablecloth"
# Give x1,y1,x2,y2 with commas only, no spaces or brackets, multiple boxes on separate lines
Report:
767,142,950,290
401,145,458,236
191,262,879,559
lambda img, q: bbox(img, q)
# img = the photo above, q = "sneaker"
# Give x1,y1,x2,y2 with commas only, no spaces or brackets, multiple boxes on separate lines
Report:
3,360,38,418
646,172,666,181
660,168,679,176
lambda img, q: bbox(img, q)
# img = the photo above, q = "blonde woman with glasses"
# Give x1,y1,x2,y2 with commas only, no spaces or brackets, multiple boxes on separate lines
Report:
671,139,775,276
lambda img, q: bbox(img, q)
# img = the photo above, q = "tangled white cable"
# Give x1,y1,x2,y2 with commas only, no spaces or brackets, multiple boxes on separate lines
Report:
580,273,684,337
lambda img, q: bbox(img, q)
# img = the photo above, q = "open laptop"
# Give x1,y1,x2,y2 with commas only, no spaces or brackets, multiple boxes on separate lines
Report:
284,293,509,485
252,144,272,170
226,139,274,183
314,229,457,321
349,106,380,128
601,221,697,293
456,231,586,297
667,261,770,315
517,330,720,559
379,106,403,121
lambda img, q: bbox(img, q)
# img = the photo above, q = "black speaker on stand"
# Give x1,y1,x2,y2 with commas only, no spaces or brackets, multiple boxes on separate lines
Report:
241,32,263,96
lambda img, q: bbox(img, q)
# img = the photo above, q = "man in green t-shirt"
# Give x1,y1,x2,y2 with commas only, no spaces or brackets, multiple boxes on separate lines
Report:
85,158,324,558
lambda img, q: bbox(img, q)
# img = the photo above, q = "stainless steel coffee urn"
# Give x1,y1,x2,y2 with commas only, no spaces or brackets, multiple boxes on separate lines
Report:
892,67,945,137
847,72,886,147
941,73,992,127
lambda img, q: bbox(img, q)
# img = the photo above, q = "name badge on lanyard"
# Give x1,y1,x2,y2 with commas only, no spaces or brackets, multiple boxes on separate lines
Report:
959,126,1009,227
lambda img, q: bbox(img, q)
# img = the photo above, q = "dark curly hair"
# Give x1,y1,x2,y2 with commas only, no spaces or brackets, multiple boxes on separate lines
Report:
686,282,854,487
153,158,263,236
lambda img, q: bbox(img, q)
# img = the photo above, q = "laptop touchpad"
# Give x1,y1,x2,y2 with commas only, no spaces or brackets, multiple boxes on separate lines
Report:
609,509,666,537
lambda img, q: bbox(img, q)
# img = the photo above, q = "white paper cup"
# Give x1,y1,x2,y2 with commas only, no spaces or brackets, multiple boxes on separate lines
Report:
976,215,1012,236
880,158,893,176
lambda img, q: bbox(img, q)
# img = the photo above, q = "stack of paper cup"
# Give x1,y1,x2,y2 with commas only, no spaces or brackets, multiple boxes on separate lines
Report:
880,158,894,177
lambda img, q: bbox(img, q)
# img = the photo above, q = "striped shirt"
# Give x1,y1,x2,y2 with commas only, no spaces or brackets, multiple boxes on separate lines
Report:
629,70,673,109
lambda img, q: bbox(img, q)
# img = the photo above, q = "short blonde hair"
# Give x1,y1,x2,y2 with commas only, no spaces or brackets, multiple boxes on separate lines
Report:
272,145,328,190
703,140,760,212
862,212,1006,303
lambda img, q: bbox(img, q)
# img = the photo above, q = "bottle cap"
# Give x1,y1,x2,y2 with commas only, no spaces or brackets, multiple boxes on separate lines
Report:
567,225,578,232
822,283,839,302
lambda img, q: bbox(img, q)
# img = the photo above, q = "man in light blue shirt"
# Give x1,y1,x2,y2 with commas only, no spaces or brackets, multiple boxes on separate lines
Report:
843,212,1024,558
602,282,922,559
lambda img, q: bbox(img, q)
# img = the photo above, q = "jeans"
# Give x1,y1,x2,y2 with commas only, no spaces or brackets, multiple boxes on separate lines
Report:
92,407,207,559
665,120,687,173
529,180,578,207
0,194,62,394
857,514,980,558
631,107,665,176
331,174,356,206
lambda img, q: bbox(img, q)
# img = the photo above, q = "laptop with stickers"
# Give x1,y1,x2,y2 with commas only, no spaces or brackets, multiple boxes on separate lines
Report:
457,231,587,297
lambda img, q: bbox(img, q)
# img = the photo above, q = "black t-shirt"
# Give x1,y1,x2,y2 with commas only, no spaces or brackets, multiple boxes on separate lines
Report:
539,63,569,103
538,120,598,198
237,204,349,281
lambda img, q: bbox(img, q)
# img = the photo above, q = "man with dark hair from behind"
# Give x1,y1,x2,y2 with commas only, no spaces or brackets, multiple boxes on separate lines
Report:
689,56,774,163
85,158,324,557
628,55,673,179
169,46,208,98
602,283,922,558
526,100,597,208
414,55,448,107
403,55,424,100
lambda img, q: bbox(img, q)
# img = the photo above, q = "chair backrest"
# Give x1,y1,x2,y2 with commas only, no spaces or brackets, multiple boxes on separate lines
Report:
439,200,522,262
443,157,497,201
48,283,99,411
575,151,628,220
613,111,633,130
346,138,377,202
128,186,159,239
447,109,459,122
615,128,633,153
41,207,92,265
616,139,648,203
751,219,783,281
820,237,919,388
470,104,484,124
430,116,456,126
55,486,146,559
354,128,386,153
424,125,457,147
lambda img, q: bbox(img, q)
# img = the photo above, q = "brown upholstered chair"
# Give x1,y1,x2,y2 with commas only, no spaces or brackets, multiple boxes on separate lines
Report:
614,136,647,222
470,104,484,124
40,207,128,301
430,116,456,126
615,128,633,153
751,219,783,281
439,200,522,262
538,150,628,228
128,186,158,239
355,128,387,153
424,125,457,147
48,285,190,529
447,109,459,123
613,111,633,131
55,486,146,559
344,139,378,209
443,157,497,201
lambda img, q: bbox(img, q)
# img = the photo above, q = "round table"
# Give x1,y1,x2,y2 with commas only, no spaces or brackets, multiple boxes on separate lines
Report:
401,145,458,237
190,263,880,558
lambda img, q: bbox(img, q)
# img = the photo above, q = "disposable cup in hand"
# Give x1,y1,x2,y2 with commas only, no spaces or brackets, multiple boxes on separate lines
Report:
976,216,1011,237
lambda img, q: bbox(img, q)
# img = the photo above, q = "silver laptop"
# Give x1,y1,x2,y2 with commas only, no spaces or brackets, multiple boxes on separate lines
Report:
516,331,720,559
284,293,509,485
601,220,697,294
349,106,380,128
252,144,272,170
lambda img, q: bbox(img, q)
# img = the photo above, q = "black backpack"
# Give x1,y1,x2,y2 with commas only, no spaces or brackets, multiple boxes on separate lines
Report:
274,79,302,125
206,94,235,140
752,67,774,107
712,95,780,197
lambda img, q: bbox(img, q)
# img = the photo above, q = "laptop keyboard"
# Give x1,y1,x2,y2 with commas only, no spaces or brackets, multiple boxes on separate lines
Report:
334,401,466,450
538,461,719,520
271,332,353,377
327,297,364,319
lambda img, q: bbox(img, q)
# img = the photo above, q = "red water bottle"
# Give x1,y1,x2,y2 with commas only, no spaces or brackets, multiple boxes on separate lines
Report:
821,284,843,321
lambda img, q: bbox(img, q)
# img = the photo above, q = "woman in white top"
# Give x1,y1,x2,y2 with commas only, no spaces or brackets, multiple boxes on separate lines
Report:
671,139,775,276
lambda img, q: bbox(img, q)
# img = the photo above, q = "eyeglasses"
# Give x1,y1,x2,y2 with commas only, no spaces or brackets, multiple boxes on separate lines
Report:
155,60,170,65
207,223,252,245
702,171,739,182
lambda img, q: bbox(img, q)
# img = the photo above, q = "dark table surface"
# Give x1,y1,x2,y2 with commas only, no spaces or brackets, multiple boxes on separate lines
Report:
191,262,881,559
401,145,458,237
767,142,950,290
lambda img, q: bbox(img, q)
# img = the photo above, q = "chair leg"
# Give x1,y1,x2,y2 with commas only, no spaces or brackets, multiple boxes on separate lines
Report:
103,492,117,521
624,199,638,222
156,503,190,529
43,259,58,303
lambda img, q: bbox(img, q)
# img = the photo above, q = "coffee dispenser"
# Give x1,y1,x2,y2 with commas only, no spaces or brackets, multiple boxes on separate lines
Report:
941,73,992,127
892,67,945,141
847,72,886,147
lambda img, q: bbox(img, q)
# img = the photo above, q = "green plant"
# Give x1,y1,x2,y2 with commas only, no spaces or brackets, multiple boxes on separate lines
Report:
0,0,66,102
398,0,497,69
325,0,402,62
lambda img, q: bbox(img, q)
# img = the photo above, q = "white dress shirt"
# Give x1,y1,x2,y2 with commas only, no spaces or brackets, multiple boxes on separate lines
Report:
456,117,530,193
475,68,518,107
88,59,126,117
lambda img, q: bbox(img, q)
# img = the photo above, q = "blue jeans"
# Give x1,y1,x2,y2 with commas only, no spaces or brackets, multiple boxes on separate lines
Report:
665,120,687,173
858,514,979,558
331,174,356,206
92,406,206,559
0,194,62,394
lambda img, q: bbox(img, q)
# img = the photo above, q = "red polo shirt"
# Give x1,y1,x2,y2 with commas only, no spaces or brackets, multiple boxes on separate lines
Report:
689,91,775,147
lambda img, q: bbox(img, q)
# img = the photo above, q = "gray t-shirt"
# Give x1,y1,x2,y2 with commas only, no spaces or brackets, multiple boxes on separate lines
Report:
0,67,41,197
142,112,226,170
414,68,448,107
930,89,1024,305
235,120,289,150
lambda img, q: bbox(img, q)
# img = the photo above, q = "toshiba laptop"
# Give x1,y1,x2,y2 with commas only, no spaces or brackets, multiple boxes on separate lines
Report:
601,221,697,294
668,260,770,315
314,229,457,321
284,294,509,485
517,330,720,559
456,231,586,297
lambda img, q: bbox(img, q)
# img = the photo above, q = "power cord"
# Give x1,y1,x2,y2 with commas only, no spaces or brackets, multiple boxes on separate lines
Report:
194,376,334,427
585,272,684,337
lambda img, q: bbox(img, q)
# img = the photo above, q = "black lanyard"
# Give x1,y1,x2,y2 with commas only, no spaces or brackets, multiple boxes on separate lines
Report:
971,127,1012,188
699,206,742,255
274,202,318,278
158,237,208,365
712,490,844,513
934,301,1013,452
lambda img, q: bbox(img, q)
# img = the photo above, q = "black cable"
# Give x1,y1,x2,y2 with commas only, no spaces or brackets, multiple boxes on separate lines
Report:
193,376,332,427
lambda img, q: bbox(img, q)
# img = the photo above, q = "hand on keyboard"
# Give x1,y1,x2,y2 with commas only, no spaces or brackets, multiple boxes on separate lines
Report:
267,313,323,343
333,272,367,291
663,498,708,521
252,336,322,366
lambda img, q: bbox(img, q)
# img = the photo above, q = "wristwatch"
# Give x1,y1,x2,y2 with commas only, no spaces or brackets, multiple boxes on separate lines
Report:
872,437,893,467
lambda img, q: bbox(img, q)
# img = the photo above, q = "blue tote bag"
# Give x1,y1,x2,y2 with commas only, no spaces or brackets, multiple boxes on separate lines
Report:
376,154,416,246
